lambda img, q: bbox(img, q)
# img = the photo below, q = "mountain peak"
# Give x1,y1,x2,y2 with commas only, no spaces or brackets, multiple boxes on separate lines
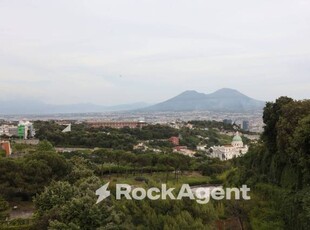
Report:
209,88,250,99
144,88,265,112
174,90,206,100
179,90,200,95
212,88,242,95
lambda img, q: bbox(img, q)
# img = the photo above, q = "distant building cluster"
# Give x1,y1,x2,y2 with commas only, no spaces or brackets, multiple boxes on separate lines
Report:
169,136,197,157
0,120,35,139
173,146,196,157
86,121,147,129
209,132,248,160
133,142,162,153
242,120,249,131
133,135,197,157
0,124,18,137
223,119,233,125
167,122,194,130
223,119,250,132
196,144,208,151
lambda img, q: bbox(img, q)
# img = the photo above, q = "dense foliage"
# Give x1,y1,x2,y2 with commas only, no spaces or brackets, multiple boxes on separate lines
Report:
34,121,235,151
227,97,310,229
0,140,231,229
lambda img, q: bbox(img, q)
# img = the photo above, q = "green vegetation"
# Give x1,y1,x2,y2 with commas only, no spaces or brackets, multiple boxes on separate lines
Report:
226,97,310,229
34,121,235,151
0,139,230,229
189,120,236,131
0,196,9,222
0,149,71,201
0,149,6,158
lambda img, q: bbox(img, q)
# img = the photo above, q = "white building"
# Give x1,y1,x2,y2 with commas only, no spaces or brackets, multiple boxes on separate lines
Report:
209,132,248,160
18,120,35,139
0,121,35,139
133,142,149,151
62,124,71,133
196,144,208,151
0,125,17,136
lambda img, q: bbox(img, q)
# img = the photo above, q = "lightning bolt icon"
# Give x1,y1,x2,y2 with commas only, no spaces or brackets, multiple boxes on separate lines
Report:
96,182,111,204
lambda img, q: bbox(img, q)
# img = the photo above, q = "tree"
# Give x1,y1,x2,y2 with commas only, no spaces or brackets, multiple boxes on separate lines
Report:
37,140,54,151
33,178,115,230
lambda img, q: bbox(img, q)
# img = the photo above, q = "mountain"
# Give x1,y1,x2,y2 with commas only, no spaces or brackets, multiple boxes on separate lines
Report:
0,88,264,114
143,88,265,112
0,100,150,115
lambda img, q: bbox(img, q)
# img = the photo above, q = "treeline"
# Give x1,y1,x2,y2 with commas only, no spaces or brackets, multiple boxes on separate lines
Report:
0,141,71,201
34,122,179,150
227,97,310,229
35,121,137,150
189,120,236,131
31,149,228,230
34,121,232,151
0,140,232,229
64,148,229,182
33,179,220,230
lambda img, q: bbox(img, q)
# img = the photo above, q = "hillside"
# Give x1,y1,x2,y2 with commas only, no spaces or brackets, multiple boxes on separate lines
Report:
144,88,265,112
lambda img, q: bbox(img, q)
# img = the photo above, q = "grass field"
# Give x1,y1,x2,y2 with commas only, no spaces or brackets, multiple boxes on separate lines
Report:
102,171,212,189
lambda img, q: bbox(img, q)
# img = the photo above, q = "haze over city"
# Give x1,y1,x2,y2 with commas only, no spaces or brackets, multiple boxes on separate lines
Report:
0,0,309,106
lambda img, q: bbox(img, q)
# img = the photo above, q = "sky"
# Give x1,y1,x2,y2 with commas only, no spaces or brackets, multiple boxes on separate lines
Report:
0,0,309,105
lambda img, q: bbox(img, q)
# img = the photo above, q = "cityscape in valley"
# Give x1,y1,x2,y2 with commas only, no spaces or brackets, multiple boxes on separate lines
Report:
1,95,310,229
1,88,263,161
1,0,310,229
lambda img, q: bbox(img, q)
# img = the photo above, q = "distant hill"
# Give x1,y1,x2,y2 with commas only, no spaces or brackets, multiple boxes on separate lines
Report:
143,88,265,112
0,100,150,115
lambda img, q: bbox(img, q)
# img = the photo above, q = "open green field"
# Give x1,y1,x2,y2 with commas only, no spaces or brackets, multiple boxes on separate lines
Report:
103,171,212,189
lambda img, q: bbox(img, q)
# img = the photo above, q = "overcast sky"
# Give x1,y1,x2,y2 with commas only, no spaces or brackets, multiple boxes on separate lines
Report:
0,0,309,105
